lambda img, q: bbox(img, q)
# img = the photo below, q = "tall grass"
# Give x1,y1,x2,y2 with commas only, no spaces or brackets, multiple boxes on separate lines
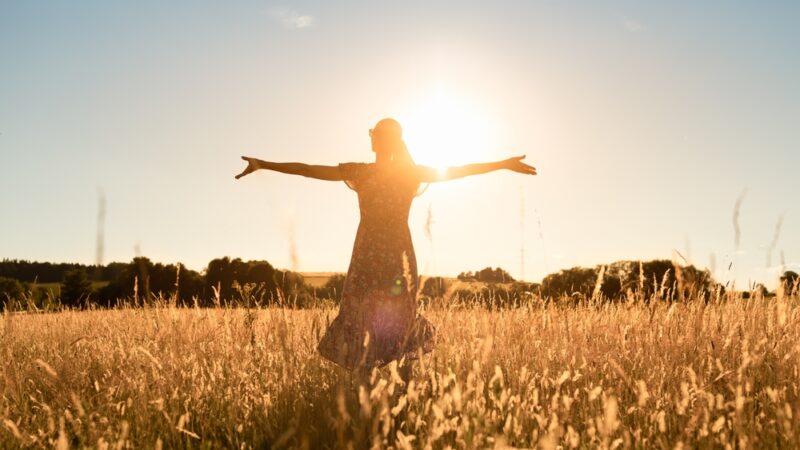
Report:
2,291,799,448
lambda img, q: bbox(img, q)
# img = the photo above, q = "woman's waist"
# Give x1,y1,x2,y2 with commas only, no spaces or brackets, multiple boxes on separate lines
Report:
357,215,411,227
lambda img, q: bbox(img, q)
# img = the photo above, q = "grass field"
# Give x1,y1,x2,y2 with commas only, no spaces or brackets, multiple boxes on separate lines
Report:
2,291,799,449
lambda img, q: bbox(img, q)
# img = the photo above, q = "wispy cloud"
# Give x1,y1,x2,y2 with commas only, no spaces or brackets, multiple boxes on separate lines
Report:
268,8,316,29
620,15,644,33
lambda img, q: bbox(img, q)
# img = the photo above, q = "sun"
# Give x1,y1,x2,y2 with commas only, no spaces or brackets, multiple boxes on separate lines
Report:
398,88,493,171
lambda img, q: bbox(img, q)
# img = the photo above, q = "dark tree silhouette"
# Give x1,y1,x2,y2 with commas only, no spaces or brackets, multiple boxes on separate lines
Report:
781,271,798,292
421,276,449,298
457,267,515,283
0,276,25,306
315,274,346,301
541,267,597,299
606,260,716,301
274,270,311,305
95,258,205,306
61,269,92,307
205,257,247,301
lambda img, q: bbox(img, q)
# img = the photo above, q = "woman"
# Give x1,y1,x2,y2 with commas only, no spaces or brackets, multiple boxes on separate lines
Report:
235,118,536,375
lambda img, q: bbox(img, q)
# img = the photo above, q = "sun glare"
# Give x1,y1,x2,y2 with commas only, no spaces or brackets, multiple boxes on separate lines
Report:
398,88,493,171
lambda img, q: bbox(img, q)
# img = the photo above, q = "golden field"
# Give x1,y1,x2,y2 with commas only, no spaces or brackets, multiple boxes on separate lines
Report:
1,292,799,449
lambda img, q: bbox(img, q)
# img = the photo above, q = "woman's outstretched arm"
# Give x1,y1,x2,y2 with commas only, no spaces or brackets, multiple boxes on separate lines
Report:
416,155,537,182
234,156,343,181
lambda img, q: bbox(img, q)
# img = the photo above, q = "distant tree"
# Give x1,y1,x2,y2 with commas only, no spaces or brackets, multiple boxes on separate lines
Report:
314,274,347,302
96,280,126,306
95,258,205,306
61,269,92,307
599,274,622,299
176,267,206,304
97,262,127,282
541,267,597,299
742,283,770,299
781,271,798,292
616,260,674,299
0,277,25,306
457,267,515,283
205,257,247,301
479,267,514,283
606,260,715,301
275,270,311,305
0,259,98,283
242,261,279,302
420,277,449,298
456,271,473,281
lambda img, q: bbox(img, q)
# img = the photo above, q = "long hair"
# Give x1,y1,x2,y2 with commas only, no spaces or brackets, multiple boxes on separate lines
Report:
391,140,415,167
393,139,425,195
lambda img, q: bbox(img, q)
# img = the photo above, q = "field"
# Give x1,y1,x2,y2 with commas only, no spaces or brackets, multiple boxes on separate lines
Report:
2,292,799,449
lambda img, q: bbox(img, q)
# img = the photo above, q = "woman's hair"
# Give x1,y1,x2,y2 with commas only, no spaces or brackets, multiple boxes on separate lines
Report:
392,140,415,166
372,118,426,194
372,118,415,167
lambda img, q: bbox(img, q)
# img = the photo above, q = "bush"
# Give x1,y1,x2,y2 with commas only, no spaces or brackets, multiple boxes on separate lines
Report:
0,276,25,306
457,267,515,283
97,258,206,306
61,270,92,307
541,267,598,299
314,274,346,302
781,271,798,293
420,277,449,298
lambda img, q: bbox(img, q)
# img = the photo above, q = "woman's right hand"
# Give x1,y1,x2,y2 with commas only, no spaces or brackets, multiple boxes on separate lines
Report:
503,155,537,175
235,156,261,179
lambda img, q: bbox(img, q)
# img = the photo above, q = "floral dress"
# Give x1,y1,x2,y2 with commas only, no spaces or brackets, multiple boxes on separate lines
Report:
317,162,436,370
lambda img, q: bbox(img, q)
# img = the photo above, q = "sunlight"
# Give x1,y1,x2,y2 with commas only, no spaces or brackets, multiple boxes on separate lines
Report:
398,87,493,171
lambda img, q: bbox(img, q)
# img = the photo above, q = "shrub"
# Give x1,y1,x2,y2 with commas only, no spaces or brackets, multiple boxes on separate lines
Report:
420,276,450,298
314,274,346,302
0,276,25,306
61,269,92,307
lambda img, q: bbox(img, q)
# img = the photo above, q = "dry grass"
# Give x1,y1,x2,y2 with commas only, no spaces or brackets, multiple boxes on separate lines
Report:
2,293,799,449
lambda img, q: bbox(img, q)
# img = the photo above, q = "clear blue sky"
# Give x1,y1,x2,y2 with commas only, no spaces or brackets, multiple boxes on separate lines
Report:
1,1,797,288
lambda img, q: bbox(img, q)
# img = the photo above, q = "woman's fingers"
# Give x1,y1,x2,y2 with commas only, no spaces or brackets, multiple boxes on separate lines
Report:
513,161,537,175
235,160,255,179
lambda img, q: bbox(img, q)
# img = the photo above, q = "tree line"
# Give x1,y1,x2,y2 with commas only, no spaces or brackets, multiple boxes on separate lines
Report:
0,257,318,309
1,257,797,310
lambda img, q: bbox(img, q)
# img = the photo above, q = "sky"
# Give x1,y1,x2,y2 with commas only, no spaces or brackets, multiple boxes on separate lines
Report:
1,1,798,288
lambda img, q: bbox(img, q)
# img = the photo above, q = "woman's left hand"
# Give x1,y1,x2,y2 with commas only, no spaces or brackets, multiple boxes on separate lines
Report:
504,155,537,175
235,156,261,179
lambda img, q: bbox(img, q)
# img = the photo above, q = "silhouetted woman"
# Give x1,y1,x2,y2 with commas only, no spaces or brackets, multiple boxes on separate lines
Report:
235,118,536,378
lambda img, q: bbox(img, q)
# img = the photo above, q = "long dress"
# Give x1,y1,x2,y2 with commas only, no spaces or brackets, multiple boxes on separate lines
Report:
317,162,436,370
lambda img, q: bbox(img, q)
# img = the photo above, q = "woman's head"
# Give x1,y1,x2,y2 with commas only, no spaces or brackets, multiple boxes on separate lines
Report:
370,118,414,166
